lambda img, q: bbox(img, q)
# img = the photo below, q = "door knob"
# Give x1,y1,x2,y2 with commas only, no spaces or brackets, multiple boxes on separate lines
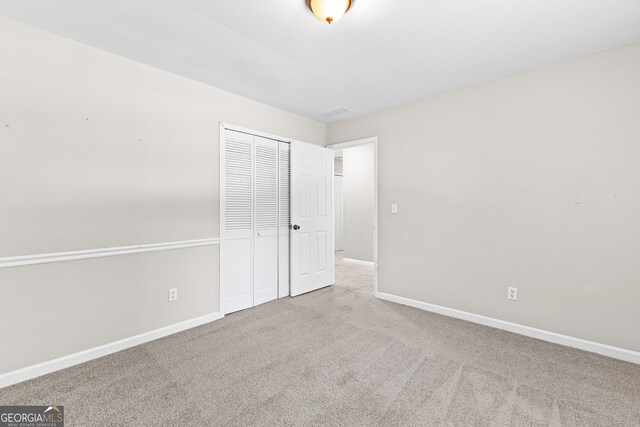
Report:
292,224,300,231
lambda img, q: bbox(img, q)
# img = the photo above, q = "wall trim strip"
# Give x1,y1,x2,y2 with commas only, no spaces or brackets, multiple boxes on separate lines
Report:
376,291,640,365
342,257,375,267
0,238,220,269
0,312,224,389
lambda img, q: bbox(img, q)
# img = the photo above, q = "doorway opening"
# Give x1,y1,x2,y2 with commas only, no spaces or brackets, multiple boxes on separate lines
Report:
328,137,378,296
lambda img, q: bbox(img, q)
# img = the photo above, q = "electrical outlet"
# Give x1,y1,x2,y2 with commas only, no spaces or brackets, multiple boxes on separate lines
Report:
507,287,518,301
169,288,178,302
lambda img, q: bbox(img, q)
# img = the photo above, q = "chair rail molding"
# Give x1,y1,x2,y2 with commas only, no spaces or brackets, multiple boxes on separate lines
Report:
0,238,220,269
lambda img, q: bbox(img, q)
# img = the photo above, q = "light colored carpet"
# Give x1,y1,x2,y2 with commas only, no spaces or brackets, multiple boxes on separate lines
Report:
1,252,639,426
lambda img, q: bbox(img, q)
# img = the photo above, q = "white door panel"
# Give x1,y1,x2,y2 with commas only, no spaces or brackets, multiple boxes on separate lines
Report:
278,143,291,298
254,233,278,305
291,141,333,296
253,137,279,306
223,238,253,313
221,130,254,313
334,175,343,251
317,230,328,272
278,236,290,297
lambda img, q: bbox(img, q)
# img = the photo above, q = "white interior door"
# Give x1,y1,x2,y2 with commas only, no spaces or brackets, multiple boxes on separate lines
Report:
334,175,343,251
253,136,279,306
290,141,333,296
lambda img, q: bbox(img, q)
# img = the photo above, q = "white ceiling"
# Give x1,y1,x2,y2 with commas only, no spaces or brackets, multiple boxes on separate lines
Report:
1,0,639,123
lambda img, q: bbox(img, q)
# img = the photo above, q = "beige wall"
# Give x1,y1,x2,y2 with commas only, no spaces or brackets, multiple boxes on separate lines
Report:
2,13,639,376
0,16,324,374
327,42,640,352
343,145,374,262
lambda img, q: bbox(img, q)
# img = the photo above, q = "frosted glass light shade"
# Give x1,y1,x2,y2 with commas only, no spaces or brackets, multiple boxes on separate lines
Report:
308,0,352,24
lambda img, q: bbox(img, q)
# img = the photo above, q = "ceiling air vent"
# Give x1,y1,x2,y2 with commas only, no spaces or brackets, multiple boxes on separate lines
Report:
319,106,352,118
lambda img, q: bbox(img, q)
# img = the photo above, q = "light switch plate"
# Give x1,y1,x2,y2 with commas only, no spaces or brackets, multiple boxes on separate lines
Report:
391,204,398,214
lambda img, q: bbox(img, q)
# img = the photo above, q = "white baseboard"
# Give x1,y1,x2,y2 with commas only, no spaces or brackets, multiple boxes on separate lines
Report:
0,312,224,389
343,257,374,267
375,291,640,365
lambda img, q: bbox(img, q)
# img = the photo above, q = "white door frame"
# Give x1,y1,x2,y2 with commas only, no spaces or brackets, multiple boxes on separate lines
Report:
219,122,294,315
326,137,379,296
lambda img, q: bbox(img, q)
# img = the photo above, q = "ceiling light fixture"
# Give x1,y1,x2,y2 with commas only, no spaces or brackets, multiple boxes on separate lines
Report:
307,0,352,24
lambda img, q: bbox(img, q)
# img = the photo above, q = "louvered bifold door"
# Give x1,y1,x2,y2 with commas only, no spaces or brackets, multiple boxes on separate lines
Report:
278,142,291,298
221,130,254,314
253,136,279,306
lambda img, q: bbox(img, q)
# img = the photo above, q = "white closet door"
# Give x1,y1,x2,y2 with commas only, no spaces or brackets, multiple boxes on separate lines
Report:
278,143,290,298
221,130,254,314
290,141,333,296
253,136,279,306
